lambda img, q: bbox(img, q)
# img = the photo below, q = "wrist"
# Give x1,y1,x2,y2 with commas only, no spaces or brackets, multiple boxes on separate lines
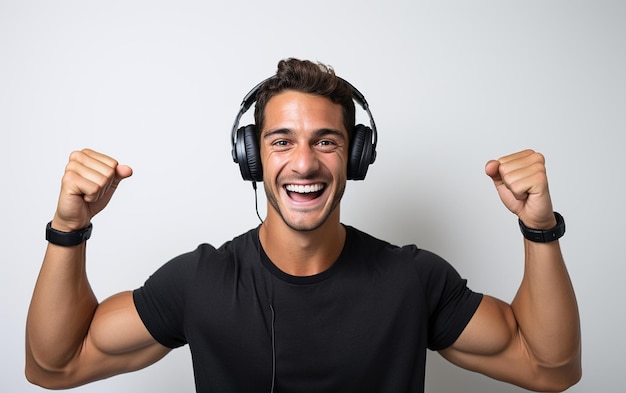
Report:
51,213,91,232
518,212,565,243
46,221,93,247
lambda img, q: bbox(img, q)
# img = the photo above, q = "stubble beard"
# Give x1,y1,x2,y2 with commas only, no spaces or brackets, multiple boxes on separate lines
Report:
264,181,346,232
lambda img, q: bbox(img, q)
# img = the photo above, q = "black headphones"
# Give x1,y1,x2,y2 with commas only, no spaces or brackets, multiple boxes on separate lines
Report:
231,76,378,182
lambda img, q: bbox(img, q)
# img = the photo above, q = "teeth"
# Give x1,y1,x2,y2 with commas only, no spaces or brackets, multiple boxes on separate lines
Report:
285,184,324,194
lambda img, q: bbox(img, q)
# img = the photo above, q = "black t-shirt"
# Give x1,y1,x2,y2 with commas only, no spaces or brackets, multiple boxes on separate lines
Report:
133,226,482,392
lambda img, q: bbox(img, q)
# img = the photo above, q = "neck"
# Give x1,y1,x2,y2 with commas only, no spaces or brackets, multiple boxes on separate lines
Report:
259,210,346,277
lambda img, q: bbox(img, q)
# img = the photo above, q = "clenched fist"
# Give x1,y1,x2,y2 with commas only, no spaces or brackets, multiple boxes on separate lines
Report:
485,149,557,230
51,149,132,232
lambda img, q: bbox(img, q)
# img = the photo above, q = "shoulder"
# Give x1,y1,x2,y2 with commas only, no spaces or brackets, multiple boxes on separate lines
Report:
141,227,260,284
345,225,450,270
344,226,475,298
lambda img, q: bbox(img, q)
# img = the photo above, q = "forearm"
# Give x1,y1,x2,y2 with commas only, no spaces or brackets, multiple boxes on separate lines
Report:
511,239,581,367
26,242,98,371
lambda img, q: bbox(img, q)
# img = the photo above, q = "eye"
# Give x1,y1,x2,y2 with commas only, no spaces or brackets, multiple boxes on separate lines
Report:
270,139,292,151
316,139,339,151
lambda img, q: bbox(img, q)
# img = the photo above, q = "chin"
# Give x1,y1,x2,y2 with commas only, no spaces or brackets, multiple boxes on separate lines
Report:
281,212,332,232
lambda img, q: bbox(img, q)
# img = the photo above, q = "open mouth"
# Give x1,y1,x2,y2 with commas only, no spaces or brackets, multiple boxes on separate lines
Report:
285,183,325,202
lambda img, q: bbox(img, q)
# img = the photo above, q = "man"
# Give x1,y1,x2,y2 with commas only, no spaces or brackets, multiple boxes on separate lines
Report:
26,58,581,392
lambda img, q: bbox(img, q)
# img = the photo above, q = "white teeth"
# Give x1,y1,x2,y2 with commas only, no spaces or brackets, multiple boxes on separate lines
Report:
285,184,324,194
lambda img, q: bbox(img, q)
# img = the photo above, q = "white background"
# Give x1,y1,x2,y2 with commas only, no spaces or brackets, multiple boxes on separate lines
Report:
2,1,624,391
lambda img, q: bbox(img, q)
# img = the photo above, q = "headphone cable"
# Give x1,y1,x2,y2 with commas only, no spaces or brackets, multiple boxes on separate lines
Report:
269,303,276,393
252,181,264,224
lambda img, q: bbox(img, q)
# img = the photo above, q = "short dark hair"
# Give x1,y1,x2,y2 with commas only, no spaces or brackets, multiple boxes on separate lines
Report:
254,58,356,138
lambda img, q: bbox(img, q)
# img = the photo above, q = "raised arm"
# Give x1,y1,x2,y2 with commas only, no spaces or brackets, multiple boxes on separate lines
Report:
440,150,581,392
26,149,170,389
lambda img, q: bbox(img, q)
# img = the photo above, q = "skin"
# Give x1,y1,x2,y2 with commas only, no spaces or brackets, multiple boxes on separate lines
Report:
25,91,581,391
258,91,348,276
441,150,581,391
25,150,169,388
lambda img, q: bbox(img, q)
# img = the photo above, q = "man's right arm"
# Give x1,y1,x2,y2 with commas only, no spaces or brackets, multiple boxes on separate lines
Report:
26,260,170,388
25,149,170,388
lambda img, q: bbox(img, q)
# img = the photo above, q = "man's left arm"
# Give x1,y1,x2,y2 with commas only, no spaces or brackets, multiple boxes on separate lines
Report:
440,150,581,392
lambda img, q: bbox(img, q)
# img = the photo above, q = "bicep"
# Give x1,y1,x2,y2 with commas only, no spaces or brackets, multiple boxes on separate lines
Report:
440,295,581,391
29,291,171,389
439,295,536,387
84,291,171,375
89,291,162,354
443,295,518,357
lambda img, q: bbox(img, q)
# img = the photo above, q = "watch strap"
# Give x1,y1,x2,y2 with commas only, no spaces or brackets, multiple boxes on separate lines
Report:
46,221,93,246
518,212,565,242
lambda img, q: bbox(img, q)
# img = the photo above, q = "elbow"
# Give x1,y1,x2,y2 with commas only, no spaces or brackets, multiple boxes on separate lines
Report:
25,364,59,390
534,354,582,392
25,343,51,388
566,369,583,391
25,368,53,390
25,359,61,390
25,366,78,391
544,369,582,393
25,348,77,390
24,366,39,387
527,333,582,392
558,361,583,392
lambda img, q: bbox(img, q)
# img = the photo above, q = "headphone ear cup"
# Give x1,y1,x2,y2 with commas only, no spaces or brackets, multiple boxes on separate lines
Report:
348,124,375,180
234,125,263,182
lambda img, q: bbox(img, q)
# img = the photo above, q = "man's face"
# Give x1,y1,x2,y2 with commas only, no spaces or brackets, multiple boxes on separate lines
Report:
260,90,349,232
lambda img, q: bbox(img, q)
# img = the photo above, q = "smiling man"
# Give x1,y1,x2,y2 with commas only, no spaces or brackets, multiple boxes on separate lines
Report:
26,58,581,392
262,91,348,230
259,89,349,276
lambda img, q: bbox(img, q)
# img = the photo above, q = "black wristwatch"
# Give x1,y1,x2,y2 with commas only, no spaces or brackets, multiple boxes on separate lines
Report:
518,212,565,242
46,221,93,246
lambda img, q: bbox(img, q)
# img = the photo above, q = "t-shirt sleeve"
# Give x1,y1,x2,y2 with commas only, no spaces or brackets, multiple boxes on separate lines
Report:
133,245,214,349
415,249,483,351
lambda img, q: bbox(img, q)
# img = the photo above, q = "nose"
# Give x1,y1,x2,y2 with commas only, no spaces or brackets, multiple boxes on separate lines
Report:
290,143,320,176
